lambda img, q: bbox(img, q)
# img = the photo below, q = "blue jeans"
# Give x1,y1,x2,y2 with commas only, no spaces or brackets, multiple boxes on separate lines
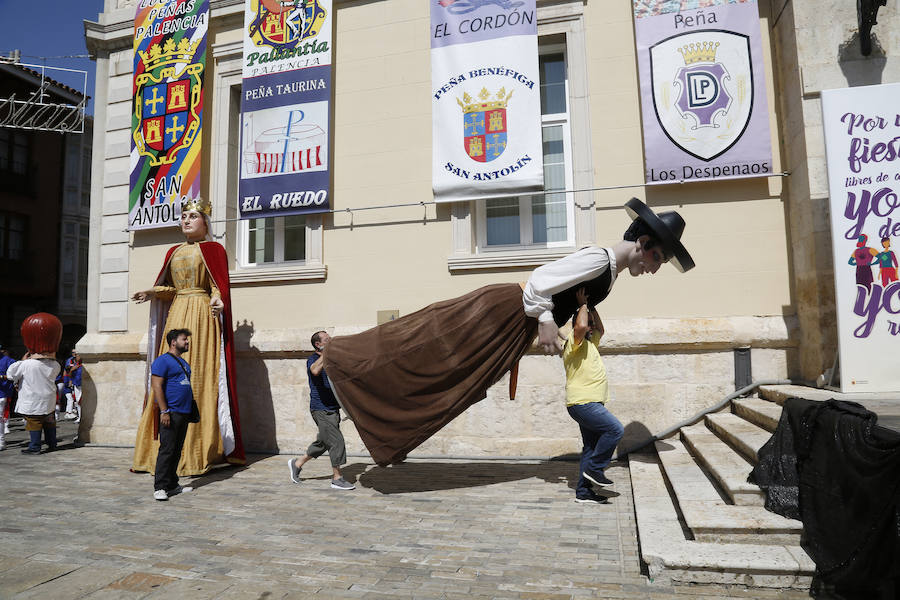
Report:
567,402,624,497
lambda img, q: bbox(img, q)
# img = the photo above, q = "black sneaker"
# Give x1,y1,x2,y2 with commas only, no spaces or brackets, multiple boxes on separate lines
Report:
575,491,609,504
583,469,613,486
21,447,41,455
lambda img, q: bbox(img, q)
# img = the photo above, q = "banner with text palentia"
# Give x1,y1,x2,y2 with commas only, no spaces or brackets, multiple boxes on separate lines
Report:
432,0,543,202
239,0,332,219
633,0,772,184
130,0,209,231
822,83,900,393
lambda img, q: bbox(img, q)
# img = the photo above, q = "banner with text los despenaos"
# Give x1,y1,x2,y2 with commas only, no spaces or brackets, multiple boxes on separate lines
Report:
238,0,332,219
432,0,543,202
130,0,208,230
633,0,772,184
822,83,900,393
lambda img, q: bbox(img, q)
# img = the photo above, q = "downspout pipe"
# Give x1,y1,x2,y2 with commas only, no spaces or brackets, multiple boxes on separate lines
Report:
612,378,797,461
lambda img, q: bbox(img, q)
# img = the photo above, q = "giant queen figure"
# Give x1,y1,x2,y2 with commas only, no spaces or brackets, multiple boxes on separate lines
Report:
131,198,245,475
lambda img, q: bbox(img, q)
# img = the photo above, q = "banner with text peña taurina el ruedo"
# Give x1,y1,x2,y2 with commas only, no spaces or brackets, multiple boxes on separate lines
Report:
822,83,900,393
130,0,209,230
633,0,772,184
238,0,333,219
432,0,543,201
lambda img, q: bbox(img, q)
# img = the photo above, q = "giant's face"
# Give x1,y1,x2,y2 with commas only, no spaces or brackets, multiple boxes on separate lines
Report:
181,209,208,240
626,235,667,277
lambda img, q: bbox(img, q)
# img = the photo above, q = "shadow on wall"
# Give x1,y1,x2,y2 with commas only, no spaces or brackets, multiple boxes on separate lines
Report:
76,363,99,444
839,31,886,86
233,320,279,454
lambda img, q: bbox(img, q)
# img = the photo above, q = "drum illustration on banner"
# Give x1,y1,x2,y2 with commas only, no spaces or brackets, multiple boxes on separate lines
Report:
650,31,753,162
242,104,327,178
459,88,510,163
133,38,202,166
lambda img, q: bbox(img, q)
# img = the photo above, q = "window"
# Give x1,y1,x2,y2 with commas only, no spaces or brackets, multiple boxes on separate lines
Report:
477,48,575,250
242,215,307,266
0,129,30,175
78,225,89,301
0,212,27,260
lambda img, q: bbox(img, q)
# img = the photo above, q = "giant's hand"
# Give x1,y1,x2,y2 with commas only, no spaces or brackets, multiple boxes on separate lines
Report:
538,320,563,355
131,289,155,303
210,297,224,318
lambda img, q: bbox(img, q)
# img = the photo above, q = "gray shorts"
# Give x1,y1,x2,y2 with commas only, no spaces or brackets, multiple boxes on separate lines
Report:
307,410,346,467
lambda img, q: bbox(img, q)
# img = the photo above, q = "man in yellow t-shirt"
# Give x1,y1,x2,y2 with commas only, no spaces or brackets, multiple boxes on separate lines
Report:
563,288,624,504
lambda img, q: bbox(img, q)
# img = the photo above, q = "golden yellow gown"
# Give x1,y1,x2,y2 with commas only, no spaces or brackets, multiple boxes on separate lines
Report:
132,243,226,476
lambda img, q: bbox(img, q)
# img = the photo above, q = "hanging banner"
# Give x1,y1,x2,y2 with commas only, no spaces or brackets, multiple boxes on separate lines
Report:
431,0,543,202
633,0,772,184
238,0,332,219
822,83,900,393
130,0,209,230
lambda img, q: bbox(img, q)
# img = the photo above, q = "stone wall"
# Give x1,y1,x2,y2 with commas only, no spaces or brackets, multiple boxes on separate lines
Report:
76,317,795,458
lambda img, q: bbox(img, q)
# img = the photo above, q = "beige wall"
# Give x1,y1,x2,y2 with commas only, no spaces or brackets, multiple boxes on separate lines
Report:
84,0,803,456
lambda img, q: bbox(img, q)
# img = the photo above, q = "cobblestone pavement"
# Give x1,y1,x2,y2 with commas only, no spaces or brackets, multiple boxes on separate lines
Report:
0,420,811,599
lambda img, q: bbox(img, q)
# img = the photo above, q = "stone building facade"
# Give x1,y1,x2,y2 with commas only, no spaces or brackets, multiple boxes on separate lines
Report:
79,0,899,457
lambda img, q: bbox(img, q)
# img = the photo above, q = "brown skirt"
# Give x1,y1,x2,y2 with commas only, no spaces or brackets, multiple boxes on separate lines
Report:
323,283,537,466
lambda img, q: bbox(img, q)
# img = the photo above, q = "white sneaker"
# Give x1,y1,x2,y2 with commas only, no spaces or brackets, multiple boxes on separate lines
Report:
64,412,77,420
0,443,6,451
288,457,302,483
153,489,168,501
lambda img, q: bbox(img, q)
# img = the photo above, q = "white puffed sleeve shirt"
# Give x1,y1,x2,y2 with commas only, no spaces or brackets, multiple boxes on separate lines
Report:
522,246,618,323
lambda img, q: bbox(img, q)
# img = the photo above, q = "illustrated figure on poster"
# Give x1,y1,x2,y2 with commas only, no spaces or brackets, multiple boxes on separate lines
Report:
874,236,898,287
131,198,245,476
848,233,879,291
63,349,83,422
322,199,695,467
633,0,750,19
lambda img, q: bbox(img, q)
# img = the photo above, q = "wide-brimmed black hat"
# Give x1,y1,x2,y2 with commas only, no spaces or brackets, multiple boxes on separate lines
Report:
624,198,695,273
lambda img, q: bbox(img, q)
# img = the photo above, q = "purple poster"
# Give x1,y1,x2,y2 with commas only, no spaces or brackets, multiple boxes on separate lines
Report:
633,0,772,183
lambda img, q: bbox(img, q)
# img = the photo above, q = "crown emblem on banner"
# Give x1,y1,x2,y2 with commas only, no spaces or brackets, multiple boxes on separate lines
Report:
182,197,212,216
678,41,719,65
456,87,514,113
139,38,199,70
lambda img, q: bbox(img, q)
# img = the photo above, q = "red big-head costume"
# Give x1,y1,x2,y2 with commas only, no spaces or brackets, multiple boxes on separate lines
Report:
21,313,63,355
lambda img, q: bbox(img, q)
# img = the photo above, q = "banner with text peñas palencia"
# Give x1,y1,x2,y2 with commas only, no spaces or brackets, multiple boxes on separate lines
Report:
130,0,209,231
633,0,772,184
238,0,332,219
822,83,900,393
432,0,543,201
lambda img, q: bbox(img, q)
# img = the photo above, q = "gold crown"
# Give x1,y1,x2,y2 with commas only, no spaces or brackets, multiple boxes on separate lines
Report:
139,38,199,70
182,197,211,216
456,87,514,114
678,41,719,65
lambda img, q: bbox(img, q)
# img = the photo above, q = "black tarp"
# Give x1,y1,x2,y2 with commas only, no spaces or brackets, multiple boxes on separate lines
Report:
749,398,900,598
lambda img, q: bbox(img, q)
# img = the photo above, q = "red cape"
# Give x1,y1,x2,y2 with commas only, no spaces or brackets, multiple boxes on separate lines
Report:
155,241,246,463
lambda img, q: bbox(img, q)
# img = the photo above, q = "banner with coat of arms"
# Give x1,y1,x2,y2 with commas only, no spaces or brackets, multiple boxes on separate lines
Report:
431,0,543,202
130,0,209,230
633,0,772,184
238,0,333,219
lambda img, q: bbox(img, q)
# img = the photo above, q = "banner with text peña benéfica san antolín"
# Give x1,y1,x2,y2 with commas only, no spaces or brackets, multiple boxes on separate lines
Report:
633,0,772,184
238,0,332,219
432,0,543,202
130,0,208,230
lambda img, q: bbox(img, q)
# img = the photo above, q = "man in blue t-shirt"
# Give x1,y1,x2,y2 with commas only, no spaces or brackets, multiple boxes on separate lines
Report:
151,329,196,501
287,330,354,490
0,344,16,450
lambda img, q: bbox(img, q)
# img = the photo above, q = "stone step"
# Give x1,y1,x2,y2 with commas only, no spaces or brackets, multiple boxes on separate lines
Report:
655,440,801,544
733,397,783,432
629,453,814,588
706,412,773,463
680,424,765,506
